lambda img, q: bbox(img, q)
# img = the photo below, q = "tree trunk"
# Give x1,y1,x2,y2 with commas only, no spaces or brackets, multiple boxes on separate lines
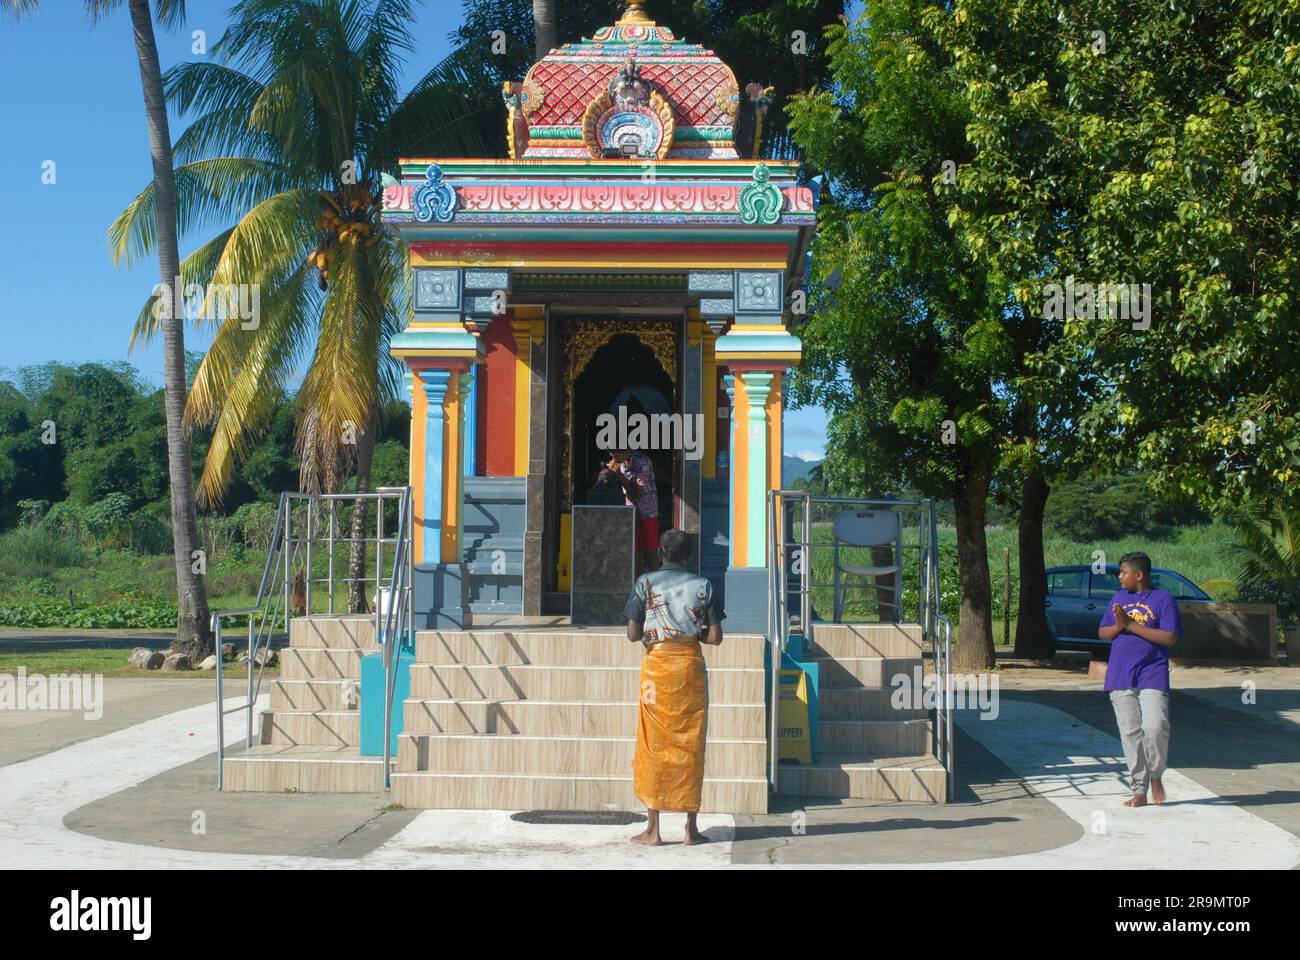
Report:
129,0,211,660
532,0,556,60
347,416,376,614
1014,474,1053,657
951,469,995,672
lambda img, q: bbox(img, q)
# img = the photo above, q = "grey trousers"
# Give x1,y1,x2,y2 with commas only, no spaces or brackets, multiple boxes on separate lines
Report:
1109,688,1170,794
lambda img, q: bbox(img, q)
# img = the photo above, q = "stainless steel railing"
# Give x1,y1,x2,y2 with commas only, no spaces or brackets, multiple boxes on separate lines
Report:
212,487,413,790
765,491,954,800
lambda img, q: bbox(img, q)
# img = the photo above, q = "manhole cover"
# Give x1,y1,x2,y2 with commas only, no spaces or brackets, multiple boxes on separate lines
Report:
511,810,646,826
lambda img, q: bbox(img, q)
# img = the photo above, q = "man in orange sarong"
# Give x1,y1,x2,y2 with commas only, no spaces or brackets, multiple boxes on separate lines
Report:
622,528,725,846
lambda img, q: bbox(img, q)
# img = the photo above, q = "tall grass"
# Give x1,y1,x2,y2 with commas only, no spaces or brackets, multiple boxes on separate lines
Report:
0,527,89,578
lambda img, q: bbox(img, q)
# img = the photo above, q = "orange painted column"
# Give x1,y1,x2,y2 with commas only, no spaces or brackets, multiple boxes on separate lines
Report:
510,317,533,477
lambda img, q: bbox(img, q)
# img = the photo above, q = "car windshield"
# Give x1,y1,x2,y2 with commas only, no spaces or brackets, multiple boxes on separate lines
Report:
1153,571,1207,599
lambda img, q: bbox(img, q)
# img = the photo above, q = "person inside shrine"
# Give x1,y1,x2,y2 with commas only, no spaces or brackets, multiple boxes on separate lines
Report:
606,447,660,573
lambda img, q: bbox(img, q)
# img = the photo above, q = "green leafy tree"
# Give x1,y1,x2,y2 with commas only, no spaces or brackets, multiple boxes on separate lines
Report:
787,1,1019,670
934,0,1300,515
0,383,60,529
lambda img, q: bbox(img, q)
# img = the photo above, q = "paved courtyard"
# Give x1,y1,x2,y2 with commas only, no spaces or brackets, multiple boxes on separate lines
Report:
2,667,1299,869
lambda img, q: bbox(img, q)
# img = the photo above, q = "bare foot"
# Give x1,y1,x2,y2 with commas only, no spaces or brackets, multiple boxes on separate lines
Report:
1150,778,1166,804
683,829,710,846
630,828,662,846
1123,793,1148,808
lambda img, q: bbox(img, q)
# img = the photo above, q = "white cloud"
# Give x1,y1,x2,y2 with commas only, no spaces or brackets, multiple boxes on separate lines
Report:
796,449,824,462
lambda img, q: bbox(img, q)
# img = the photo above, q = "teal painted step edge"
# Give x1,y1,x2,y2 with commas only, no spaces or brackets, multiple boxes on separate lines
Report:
763,638,819,763
359,634,415,757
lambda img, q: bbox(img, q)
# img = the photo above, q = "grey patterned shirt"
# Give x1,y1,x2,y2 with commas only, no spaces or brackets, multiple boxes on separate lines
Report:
622,563,725,644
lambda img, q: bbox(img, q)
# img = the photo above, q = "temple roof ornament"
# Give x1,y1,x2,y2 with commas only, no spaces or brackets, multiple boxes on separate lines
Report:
412,164,457,224
506,0,770,160
739,163,785,225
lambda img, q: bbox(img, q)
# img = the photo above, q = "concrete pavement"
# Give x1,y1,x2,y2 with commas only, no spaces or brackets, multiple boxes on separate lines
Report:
2,670,1299,868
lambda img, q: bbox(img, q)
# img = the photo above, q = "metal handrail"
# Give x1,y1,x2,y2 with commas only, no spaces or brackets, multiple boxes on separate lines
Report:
765,491,955,802
377,486,414,789
213,487,413,791
926,500,955,801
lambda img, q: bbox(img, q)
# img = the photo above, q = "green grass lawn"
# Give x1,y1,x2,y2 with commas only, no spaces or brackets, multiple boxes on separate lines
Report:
0,646,275,678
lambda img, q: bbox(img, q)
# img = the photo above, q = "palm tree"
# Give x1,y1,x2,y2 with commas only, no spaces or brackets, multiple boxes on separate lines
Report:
5,0,213,659
1225,501,1300,629
113,0,488,613
533,0,556,59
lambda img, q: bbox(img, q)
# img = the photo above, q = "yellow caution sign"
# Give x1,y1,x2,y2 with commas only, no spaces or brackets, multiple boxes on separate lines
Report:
778,669,812,763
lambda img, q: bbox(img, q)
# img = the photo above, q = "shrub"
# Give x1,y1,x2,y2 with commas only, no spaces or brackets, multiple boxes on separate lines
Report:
0,527,89,578
0,593,177,629
232,501,279,551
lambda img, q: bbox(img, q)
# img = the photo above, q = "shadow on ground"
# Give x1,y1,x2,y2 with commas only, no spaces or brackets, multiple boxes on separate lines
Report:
63,743,418,859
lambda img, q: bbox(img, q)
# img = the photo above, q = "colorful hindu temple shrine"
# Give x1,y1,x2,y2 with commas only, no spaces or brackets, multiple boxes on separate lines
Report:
219,2,950,815
381,0,817,632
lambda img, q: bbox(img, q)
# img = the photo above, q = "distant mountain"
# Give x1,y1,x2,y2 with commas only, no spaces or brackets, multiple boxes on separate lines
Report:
782,455,823,486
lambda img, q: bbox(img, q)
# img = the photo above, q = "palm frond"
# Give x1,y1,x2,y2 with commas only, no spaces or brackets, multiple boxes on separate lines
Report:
108,158,305,267
128,226,235,350
191,260,319,505
294,238,383,492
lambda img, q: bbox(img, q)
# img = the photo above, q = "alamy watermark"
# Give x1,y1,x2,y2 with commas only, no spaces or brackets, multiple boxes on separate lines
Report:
0,667,104,720
49,891,150,940
152,275,261,329
595,405,703,461
1043,276,1152,330
890,665,999,720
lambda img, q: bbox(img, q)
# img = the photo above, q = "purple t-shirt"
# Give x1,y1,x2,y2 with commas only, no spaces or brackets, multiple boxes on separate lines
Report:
1099,587,1182,691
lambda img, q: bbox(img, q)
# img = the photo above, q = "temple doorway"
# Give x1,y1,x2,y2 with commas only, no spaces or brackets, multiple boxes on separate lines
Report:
549,316,681,603
571,333,676,520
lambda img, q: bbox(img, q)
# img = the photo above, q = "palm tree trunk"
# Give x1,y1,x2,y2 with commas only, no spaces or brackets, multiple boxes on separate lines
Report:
347,414,376,614
532,0,556,60
128,0,211,660
1014,474,1053,657
951,468,995,672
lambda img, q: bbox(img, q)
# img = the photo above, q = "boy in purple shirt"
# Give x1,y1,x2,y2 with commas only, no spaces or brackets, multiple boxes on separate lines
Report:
1098,551,1182,807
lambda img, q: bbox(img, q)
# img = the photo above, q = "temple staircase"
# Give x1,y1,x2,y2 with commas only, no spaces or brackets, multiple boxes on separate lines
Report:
776,622,947,803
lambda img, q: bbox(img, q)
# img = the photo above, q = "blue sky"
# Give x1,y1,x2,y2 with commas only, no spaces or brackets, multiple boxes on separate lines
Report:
0,0,829,460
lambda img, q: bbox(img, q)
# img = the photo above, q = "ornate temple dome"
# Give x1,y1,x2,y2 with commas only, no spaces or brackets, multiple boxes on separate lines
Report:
503,1,772,161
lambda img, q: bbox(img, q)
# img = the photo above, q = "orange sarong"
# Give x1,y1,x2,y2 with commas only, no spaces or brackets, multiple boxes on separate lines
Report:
633,640,708,812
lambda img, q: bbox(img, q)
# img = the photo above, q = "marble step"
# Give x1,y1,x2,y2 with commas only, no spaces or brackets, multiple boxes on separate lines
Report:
221,745,391,793
397,732,767,779
414,630,765,669
279,647,367,681
775,753,947,803
390,770,768,814
270,678,358,711
818,686,929,721
260,709,359,747
805,622,924,659
289,615,380,651
811,656,922,689
402,698,766,739
817,718,932,756
408,663,765,703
